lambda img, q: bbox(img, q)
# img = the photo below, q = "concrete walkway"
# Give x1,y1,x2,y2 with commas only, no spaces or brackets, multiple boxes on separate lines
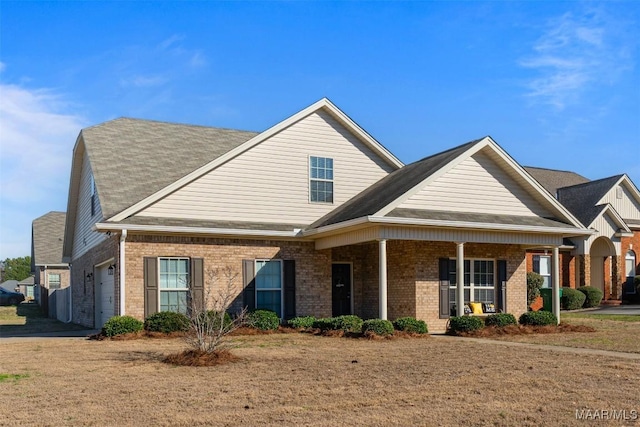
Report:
575,304,640,316
432,334,640,360
0,329,100,343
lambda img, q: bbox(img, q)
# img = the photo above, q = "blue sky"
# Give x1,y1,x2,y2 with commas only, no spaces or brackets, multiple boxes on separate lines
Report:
1,1,639,260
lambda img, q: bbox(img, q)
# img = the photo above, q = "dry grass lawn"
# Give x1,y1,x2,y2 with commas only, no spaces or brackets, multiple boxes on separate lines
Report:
1,333,638,426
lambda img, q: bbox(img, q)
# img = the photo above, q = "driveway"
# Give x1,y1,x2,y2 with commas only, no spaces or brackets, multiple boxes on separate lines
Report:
580,304,640,316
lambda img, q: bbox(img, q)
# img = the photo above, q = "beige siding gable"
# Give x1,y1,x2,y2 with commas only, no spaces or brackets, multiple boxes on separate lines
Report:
398,150,552,217
137,110,396,225
600,182,640,221
72,152,106,260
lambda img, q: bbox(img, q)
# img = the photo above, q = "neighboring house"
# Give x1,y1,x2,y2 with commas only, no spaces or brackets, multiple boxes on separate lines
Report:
0,280,19,293
17,275,35,300
524,168,640,302
31,211,71,304
63,99,591,331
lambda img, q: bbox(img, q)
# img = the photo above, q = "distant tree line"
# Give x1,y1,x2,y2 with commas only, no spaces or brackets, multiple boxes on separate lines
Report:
2,256,31,281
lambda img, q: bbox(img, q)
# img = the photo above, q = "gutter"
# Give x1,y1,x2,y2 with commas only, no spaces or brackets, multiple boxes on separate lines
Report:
120,230,127,316
95,223,305,239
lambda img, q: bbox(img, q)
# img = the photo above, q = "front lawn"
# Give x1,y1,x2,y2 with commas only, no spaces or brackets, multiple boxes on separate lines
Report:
0,333,638,426
0,303,87,335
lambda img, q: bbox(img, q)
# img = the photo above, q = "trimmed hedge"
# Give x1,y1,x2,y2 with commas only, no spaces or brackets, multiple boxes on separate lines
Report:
246,310,280,331
393,317,428,334
447,316,484,334
362,319,394,336
578,286,603,308
484,313,517,327
288,316,316,329
561,287,586,310
527,272,544,306
102,315,144,337
312,315,363,332
144,311,190,333
519,311,557,326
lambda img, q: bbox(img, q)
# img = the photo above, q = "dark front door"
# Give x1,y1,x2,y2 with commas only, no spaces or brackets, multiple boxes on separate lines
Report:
332,263,351,316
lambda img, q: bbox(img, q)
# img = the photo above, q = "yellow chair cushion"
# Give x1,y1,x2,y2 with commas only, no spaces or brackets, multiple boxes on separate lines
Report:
469,302,483,314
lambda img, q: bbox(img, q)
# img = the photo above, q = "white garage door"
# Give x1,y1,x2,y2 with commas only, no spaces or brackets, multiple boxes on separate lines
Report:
97,265,115,329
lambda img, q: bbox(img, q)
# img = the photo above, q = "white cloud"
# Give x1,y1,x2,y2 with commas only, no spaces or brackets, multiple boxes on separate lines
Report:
520,9,631,109
0,82,86,259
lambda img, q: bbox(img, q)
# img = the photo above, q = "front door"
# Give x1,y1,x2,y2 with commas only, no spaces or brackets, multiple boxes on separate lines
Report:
332,263,351,316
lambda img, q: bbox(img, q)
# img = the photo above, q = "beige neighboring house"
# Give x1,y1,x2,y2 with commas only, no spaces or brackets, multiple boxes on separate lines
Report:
32,211,70,304
63,98,591,331
17,275,35,300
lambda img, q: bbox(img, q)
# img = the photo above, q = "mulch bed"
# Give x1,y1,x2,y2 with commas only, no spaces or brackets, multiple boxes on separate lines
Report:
163,349,239,366
457,323,596,337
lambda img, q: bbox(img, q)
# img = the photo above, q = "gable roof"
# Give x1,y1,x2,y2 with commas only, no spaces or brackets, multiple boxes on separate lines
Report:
32,211,67,266
556,175,625,227
82,118,259,219
523,167,590,196
108,98,403,222
310,139,482,228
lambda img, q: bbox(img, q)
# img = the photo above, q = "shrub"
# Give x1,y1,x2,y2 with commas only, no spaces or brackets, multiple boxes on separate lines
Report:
102,315,144,337
484,313,517,327
288,316,316,329
330,315,363,333
578,286,603,308
527,272,544,306
518,311,557,326
561,287,586,310
362,319,394,336
393,317,428,334
144,311,190,333
447,316,484,334
312,317,334,331
246,310,280,331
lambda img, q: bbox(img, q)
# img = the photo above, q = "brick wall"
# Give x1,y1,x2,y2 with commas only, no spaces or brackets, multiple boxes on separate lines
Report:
37,268,71,290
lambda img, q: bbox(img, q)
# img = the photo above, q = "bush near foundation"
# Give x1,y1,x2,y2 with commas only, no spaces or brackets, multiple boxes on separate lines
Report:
561,287,586,310
578,286,603,308
312,315,363,332
393,317,428,334
362,319,394,336
288,316,316,329
246,310,280,331
518,311,557,326
484,313,517,327
144,311,190,333
102,315,144,337
447,316,484,334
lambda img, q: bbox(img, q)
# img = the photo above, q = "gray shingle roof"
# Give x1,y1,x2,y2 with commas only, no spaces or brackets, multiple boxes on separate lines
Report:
387,208,572,228
310,138,484,229
32,212,67,265
82,118,259,219
523,167,590,196
118,216,307,232
556,175,624,226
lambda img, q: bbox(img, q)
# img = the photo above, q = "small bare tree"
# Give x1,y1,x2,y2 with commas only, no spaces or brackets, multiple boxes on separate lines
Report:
185,267,246,354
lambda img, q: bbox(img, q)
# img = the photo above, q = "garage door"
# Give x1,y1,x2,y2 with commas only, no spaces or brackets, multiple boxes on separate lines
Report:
97,264,115,329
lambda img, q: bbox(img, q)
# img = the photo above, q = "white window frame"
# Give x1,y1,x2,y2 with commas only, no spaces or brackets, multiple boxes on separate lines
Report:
255,259,284,318
158,257,190,314
48,273,61,290
626,250,637,294
534,255,552,288
309,155,334,204
448,258,496,310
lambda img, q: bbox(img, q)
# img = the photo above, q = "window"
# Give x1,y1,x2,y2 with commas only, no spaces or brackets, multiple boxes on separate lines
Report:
90,173,97,216
48,274,61,290
309,156,333,203
448,259,495,311
255,260,283,317
626,251,637,293
159,258,189,314
533,255,552,288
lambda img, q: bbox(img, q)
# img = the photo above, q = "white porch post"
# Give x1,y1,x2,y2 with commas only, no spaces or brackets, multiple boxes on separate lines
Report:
456,242,465,317
379,239,388,320
552,246,561,324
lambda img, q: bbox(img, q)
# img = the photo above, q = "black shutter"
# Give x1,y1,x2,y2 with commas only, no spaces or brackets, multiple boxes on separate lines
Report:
283,260,296,320
242,260,256,311
497,259,507,313
532,255,540,273
191,258,204,313
439,258,450,319
144,257,158,317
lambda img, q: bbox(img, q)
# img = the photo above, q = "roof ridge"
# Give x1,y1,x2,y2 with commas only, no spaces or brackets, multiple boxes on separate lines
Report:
558,174,624,191
524,165,587,176
82,117,260,134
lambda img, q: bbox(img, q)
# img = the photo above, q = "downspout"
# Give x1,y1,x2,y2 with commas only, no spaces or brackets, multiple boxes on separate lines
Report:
119,230,127,315
64,263,73,323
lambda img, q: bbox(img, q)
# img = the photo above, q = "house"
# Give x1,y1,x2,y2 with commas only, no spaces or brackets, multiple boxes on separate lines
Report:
524,168,640,302
63,99,592,331
17,275,35,300
32,212,70,293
